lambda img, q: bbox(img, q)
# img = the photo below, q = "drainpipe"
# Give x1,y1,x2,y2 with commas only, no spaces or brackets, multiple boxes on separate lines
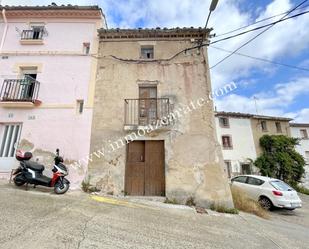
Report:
0,8,8,52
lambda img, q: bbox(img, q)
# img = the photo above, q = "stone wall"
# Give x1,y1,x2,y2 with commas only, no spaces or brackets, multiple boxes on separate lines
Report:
88,38,233,208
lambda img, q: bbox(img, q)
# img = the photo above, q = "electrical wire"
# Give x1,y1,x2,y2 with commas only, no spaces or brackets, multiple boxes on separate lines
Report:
209,0,309,69
209,45,309,72
215,4,309,37
102,4,309,65
210,10,309,45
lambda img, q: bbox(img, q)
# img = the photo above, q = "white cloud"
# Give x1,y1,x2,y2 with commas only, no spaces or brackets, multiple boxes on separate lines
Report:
209,0,309,88
290,108,309,123
1,0,309,121
215,77,309,122
1,0,96,6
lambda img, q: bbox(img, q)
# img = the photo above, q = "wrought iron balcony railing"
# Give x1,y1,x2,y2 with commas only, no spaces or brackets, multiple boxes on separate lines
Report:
124,98,170,126
21,29,44,40
0,77,40,103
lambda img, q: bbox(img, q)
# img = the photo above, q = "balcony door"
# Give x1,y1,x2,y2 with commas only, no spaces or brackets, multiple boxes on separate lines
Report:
0,123,22,171
139,86,157,125
20,67,37,100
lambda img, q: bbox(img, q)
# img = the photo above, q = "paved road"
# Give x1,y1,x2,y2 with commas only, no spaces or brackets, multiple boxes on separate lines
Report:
0,181,308,249
270,193,309,227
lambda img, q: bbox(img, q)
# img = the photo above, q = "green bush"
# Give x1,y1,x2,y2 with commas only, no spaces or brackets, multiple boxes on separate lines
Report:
290,183,309,195
210,203,239,214
164,198,179,205
254,135,305,183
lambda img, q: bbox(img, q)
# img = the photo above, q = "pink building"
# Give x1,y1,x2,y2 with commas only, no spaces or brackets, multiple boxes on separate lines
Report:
0,4,106,188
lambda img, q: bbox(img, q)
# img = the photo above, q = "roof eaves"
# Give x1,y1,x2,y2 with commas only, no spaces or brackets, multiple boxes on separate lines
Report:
290,123,309,127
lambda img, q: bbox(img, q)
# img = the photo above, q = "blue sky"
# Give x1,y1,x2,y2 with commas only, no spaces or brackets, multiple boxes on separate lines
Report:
2,0,309,122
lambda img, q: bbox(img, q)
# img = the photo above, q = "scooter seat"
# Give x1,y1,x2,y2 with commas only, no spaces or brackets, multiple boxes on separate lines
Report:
25,161,45,172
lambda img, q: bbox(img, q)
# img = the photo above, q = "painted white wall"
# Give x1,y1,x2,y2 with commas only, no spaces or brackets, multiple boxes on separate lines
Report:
215,117,257,176
0,15,102,187
291,126,309,188
2,19,98,53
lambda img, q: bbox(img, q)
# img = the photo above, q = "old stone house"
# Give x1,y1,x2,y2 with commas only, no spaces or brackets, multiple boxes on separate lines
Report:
88,28,233,207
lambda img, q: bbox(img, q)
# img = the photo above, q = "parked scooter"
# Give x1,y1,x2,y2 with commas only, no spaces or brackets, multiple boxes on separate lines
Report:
13,149,70,194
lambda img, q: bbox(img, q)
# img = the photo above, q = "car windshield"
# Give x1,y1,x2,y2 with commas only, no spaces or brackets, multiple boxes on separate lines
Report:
232,176,247,183
270,180,293,191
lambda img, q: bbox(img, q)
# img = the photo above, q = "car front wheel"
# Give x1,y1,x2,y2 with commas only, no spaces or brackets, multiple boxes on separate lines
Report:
259,196,273,210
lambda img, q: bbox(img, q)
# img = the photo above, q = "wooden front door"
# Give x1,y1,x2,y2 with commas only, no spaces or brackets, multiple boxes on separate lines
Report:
125,140,165,196
139,86,157,125
125,141,145,195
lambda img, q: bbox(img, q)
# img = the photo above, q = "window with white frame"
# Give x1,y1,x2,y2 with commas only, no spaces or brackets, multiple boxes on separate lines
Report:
219,117,229,128
300,129,308,139
0,124,22,158
224,160,232,178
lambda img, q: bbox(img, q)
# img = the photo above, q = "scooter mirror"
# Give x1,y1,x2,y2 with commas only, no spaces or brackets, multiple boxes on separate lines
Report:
56,148,59,156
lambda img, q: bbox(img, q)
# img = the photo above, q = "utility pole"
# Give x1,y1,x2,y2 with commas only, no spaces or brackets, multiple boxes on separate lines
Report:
253,96,259,114
199,0,219,47
205,0,219,29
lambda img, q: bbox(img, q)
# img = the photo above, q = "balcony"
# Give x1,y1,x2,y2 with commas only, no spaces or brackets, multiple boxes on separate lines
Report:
20,29,44,45
124,98,170,130
0,77,41,108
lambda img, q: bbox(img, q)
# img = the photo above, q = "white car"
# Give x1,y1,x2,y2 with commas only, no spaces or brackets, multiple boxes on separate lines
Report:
231,175,302,210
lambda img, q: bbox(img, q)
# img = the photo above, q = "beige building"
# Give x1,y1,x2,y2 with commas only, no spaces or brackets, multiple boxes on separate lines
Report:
88,28,233,208
250,114,291,155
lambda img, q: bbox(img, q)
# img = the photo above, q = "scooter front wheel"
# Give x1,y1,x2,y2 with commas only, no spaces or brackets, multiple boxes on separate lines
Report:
13,175,26,186
54,181,70,194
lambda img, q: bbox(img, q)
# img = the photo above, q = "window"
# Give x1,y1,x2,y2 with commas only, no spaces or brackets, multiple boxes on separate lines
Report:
83,42,90,54
219,117,229,128
141,45,154,59
261,121,267,132
275,122,282,133
222,135,232,149
270,180,293,191
247,177,264,186
32,26,44,39
300,129,308,139
29,23,45,40
76,100,84,114
224,160,232,178
0,124,22,158
232,176,247,183
20,67,38,100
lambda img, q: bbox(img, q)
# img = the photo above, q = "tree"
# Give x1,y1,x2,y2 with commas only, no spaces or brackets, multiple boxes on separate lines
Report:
254,135,305,184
